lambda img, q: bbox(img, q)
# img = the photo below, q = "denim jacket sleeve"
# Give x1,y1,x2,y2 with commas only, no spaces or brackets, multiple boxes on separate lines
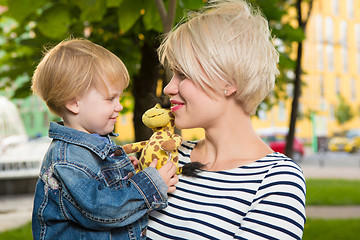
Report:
53,163,168,230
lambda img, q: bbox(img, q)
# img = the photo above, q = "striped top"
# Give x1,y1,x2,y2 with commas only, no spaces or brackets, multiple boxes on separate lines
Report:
147,141,306,240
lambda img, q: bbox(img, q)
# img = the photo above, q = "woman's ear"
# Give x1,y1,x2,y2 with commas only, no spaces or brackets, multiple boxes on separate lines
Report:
65,100,80,114
224,85,237,96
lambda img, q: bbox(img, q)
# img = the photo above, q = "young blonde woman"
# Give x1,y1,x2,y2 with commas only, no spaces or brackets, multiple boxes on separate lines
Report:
146,0,306,239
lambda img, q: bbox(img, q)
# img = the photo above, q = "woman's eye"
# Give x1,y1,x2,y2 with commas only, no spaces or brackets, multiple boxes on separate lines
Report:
177,72,186,80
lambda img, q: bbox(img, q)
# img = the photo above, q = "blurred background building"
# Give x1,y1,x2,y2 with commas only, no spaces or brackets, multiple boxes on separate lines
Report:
253,0,360,141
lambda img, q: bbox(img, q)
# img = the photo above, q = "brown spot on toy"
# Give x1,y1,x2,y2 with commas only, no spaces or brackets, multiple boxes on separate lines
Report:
173,156,179,164
122,144,139,154
154,145,160,152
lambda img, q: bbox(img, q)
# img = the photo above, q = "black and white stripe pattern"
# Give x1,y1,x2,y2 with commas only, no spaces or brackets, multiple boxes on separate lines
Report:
147,141,306,240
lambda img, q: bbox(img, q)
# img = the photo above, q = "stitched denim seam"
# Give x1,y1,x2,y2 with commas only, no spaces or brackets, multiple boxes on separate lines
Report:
50,133,111,159
142,170,165,202
128,178,150,208
61,190,145,223
57,162,101,180
59,189,70,220
38,193,49,240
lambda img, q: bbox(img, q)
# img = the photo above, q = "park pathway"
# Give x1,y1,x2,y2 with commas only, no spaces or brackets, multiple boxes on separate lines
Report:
301,165,360,220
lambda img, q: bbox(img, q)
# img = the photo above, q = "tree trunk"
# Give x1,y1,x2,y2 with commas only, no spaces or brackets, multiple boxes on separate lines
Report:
133,39,160,142
285,0,313,158
285,41,303,158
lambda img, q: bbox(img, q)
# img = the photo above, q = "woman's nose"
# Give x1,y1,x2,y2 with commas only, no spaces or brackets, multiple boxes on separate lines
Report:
163,77,179,95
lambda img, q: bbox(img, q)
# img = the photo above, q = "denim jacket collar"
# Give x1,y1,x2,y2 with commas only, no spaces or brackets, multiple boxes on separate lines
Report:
48,122,119,160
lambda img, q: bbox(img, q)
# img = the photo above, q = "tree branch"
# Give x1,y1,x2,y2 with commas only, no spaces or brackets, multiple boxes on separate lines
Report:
296,0,302,28
303,0,314,29
297,0,314,29
154,0,177,33
154,0,167,28
165,0,177,33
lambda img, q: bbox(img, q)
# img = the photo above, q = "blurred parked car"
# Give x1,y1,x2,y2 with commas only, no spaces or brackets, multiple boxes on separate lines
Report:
257,127,305,162
328,129,360,153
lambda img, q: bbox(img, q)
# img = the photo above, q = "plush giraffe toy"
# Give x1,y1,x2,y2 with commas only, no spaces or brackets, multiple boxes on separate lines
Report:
122,103,183,174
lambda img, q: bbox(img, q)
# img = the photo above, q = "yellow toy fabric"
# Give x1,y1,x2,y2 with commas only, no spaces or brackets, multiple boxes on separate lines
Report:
122,103,182,174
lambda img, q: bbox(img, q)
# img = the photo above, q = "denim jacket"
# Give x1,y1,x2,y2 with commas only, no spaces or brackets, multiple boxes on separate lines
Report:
32,122,168,240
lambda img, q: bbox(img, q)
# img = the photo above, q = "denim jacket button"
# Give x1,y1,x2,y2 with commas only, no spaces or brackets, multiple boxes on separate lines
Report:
114,149,122,156
141,228,147,237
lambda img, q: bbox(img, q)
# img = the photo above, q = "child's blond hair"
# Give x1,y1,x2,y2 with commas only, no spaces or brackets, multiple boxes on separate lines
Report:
32,38,129,116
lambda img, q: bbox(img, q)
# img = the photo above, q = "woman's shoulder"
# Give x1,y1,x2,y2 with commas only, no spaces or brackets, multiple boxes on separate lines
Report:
259,152,303,170
258,152,306,186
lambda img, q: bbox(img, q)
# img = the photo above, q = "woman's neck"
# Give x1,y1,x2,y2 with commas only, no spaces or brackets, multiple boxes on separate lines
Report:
191,108,273,171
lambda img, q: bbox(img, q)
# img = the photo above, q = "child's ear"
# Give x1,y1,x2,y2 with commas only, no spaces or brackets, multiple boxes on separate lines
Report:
65,100,80,114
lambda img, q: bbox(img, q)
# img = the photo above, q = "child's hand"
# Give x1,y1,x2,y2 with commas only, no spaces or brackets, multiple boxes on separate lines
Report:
150,159,179,193
128,155,139,170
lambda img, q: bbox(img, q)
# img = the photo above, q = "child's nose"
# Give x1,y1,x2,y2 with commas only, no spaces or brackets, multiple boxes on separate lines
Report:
115,102,123,112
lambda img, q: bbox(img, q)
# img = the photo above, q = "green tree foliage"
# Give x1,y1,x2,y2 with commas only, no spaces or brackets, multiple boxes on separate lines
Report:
0,0,303,141
0,0,205,140
335,95,354,125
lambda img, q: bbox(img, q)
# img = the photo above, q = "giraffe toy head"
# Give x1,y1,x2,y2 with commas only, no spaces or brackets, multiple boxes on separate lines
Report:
142,103,175,131
122,103,182,173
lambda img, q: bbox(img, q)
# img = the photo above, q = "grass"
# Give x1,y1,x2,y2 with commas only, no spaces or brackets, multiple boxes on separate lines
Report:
0,222,32,240
306,179,360,205
303,218,360,240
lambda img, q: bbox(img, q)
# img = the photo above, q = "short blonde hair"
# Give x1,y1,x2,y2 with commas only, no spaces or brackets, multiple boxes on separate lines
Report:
31,38,129,116
159,0,279,115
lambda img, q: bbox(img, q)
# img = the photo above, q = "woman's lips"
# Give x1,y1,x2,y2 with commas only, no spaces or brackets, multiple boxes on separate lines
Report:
170,100,184,112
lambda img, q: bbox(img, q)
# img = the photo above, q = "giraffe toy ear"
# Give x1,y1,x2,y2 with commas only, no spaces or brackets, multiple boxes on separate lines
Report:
161,139,176,151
